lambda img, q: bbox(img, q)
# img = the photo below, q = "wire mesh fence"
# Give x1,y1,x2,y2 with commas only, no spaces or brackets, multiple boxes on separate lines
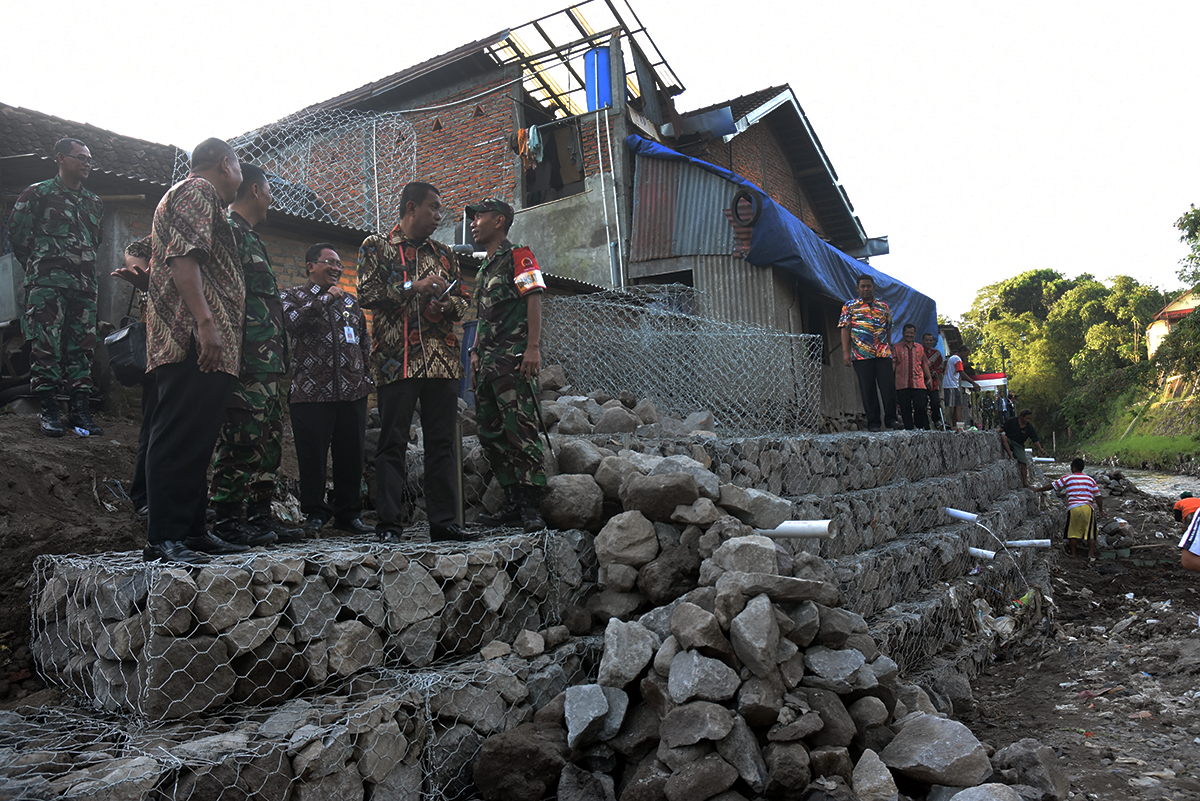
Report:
30,531,595,722
541,285,824,438
172,109,419,232
1,639,600,801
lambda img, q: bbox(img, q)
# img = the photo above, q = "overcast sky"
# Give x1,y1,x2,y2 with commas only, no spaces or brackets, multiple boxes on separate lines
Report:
6,0,1198,317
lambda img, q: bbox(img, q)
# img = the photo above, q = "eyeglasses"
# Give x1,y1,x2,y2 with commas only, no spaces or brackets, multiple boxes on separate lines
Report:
309,258,342,267
62,153,93,166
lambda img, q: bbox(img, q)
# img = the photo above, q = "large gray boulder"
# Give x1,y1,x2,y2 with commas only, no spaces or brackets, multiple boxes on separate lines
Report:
594,406,642,434
659,701,735,748
716,714,770,794
597,619,661,688
729,594,779,679
621,474,701,522
595,511,660,569
473,722,568,801
852,748,899,801
991,738,1070,801
651,456,720,500
557,439,606,475
564,684,610,748
594,456,641,499
542,474,605,530
718,485,792,529
880,714,992,786
711,535,778,575
668,650,740,703
664,753,738,801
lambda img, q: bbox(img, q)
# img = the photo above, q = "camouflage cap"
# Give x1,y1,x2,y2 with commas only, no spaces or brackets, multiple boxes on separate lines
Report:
465,197,514,221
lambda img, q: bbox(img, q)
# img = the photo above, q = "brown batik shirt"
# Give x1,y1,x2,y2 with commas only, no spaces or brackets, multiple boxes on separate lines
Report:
146,176,245,376
356,227,468,385
282,281,373,404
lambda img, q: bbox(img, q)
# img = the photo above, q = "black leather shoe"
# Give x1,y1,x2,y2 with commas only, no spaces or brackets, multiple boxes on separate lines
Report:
247,512,304,544
477,502,520,526
39,392,64,438
185,530,251,555
430,523,478,542
377,527,405,544
516,487,548,533
213,516,276,547
333,517,374,535
68,392,103,435
303,515,327,535
144,540,211,565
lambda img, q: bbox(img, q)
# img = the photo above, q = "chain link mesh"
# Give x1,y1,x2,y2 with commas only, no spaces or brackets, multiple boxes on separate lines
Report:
540,285,824,438
172,109,418,232
31,531,595,723
1,639,599,801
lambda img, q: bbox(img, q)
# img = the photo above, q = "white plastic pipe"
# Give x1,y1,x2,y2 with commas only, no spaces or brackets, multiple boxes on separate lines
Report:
1005,539,1051,548
945,508,979,523
1032,457,1055,463
756,520,834,539
968,547,996,560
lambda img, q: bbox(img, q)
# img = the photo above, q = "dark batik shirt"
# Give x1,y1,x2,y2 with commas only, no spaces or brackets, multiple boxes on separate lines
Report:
473,240,546,381
228,211,286,375
282,281,373,404
8,175,104,293
356,228,468,385
146,176,245,376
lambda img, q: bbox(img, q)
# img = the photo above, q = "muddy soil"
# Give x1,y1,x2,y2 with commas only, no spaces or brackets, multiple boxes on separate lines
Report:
0,406,302,701
970,480,1200,800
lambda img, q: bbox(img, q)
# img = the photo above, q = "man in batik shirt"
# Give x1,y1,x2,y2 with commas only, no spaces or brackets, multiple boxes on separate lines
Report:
208,164,297,546
839,274,900,432
142,138,246,565
8,137,104,437
893,323,932,430
357,181,471,543
467,198,547,532
922,332,945,429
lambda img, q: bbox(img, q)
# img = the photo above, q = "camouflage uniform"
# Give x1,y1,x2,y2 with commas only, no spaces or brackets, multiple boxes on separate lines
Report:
8,176,104,394
209,211,287,508
473,240,547,489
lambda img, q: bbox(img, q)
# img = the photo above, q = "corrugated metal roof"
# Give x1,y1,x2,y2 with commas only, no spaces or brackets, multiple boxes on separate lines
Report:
630,157,737,262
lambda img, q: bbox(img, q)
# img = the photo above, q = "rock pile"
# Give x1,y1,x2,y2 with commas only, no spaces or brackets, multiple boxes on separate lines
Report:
31,532,594,720
473,510,1068,801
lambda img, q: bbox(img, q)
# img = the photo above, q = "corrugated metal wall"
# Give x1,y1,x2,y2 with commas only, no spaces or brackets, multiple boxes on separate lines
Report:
630,157,737,261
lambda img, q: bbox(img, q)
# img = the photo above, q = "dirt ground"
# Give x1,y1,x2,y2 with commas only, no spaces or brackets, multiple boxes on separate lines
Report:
969,483,1200,800
1,406,1199,798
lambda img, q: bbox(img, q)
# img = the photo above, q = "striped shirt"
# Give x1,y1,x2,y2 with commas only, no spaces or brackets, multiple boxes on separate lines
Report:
1179,513,1200,557
1051,472,1100,510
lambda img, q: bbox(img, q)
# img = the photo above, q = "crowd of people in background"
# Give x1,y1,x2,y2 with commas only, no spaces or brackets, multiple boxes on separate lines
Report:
8,137,549,565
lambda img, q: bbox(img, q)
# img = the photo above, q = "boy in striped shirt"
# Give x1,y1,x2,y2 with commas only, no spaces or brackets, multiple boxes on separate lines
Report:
1033,457,1103,559
1179,511,1200,573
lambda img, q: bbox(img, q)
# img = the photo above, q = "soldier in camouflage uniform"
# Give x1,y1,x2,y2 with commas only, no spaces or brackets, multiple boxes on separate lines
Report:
205,164,296,546
466,198,547,532
8,138,104,437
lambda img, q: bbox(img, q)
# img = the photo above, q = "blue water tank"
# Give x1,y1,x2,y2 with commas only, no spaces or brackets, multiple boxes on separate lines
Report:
585,47,612,111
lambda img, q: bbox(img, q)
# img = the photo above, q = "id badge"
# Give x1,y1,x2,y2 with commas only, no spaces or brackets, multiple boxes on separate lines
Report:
344,326,358,344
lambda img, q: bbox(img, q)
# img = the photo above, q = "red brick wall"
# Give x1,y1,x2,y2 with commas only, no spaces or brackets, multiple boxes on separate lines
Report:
697,125,827,238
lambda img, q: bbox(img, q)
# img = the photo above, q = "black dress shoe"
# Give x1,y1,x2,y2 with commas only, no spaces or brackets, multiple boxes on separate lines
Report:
377,527,405,544
430,523,478,542
333,517,374,535
144,540,211,565
302,515,327,535
185,530,251,555
213,517,276,547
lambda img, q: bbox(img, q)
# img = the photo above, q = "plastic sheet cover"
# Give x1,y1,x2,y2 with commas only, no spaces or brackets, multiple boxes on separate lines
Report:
626,135,939,340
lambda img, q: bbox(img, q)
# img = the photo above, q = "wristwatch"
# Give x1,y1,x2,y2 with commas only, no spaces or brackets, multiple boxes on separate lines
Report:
402,279,413,291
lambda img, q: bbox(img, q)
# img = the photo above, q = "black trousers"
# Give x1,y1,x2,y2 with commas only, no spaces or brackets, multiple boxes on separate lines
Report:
290,397,368,522
130,372,157,509
852,357,897,428
926,389,943,427
376,378,459,530
145,342,234,545
897,387,929,430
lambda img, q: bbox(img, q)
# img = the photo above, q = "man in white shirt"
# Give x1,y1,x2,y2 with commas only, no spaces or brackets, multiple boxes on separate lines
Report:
942,346,979,429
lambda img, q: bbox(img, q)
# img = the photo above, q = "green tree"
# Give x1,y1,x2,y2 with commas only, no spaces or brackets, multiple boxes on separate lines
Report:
1174,205,1200,289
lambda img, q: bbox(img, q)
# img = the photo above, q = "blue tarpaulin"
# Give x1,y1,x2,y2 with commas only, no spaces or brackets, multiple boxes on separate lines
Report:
626,135,939,341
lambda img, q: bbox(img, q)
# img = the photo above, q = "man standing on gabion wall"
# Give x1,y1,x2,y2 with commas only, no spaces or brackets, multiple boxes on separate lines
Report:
839,274,900,432
358,182,472,543
467,197,547,532
8,137,104,437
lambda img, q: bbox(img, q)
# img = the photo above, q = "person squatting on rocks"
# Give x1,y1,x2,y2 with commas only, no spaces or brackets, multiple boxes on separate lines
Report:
466,198,548,533
8,137,105,437
1000,407,1049,488
1174,491,1200,525
206,164,301,550
1179,508,1200,573
839,274,900,432
282,244,374,537
892,322,932,430
922,331,944,429
141,138,246,566
942,345,979,429
1033,457,1103,559
357,181,473,544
